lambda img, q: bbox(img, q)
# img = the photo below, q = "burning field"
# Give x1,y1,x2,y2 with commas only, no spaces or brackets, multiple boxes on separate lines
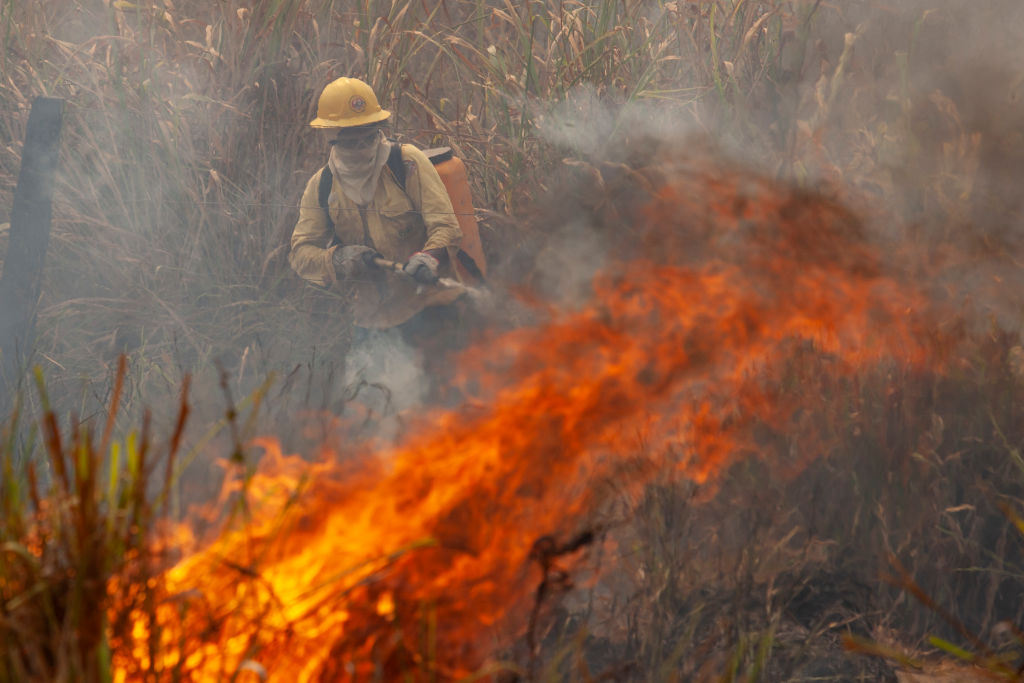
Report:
101,151,995,681
4,1,1024,681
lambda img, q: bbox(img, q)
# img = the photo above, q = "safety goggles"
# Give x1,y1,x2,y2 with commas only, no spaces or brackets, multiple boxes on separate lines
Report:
331,129,381,150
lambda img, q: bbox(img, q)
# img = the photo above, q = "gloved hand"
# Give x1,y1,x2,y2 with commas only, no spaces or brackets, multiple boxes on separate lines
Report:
403,251,440,285
333,245,380,281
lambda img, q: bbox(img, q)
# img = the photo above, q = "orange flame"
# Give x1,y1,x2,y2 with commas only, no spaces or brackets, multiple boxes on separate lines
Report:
112,161,938,681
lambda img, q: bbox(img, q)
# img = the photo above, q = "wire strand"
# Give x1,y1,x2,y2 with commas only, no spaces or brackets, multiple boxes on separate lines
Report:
55,197,487,218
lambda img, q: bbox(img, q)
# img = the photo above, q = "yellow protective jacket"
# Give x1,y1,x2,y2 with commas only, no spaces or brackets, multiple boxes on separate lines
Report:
289,143,463,287
289,144,466,328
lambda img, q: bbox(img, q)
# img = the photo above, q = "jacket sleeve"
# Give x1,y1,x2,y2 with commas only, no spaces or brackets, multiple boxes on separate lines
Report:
403,145,463,251
289,169,338,287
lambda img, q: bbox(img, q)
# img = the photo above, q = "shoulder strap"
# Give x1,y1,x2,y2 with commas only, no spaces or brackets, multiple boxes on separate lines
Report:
317,166,341,248
387,142,407,191
318,165,334,231
319,145,404,248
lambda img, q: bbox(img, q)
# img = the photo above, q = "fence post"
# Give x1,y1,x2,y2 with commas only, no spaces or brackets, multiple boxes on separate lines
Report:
0,96,64,409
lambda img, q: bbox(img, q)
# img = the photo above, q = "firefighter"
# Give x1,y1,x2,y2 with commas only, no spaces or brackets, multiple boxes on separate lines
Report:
289,76,465,330
290,77,472,408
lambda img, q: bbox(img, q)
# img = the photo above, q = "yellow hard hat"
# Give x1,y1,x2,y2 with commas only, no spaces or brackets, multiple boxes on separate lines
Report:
309,77,391,128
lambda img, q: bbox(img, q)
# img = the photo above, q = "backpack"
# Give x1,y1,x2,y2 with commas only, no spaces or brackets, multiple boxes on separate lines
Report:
318,143,485,282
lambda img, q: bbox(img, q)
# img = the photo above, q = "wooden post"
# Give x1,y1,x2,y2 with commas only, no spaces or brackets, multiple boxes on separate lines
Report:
0,97,64,406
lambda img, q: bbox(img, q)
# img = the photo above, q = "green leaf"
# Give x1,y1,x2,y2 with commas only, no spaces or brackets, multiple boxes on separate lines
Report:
927,635,975,662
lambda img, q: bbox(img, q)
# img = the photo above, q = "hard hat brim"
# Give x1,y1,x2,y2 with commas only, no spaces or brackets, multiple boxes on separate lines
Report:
309,108,391,129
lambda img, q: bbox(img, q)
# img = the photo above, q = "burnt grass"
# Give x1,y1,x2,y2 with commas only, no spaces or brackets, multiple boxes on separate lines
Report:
485,146,1024,681
522,355,1024,680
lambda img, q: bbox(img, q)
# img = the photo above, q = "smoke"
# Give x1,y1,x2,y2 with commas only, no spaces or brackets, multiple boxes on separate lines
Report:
530,217,611,306
342,327,428,435
8,0,1024,451
862,1,1024,334
525,1,1024,342
538,85,618,160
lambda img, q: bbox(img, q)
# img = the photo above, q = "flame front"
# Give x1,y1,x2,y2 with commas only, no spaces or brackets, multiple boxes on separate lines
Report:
113,160,937,680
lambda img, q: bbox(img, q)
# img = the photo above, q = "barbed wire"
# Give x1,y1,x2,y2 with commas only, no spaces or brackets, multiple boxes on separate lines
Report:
0,103,549,142
43,188,525,217
86,6,502,23
68,197,489,218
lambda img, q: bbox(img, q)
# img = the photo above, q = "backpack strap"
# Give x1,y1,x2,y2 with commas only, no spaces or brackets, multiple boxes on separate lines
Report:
317,165,338,247
318,143,426,254
386,142,407,191
319,141,406,236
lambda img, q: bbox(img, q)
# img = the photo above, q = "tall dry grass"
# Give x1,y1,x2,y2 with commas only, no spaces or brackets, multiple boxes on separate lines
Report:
3,0,1012,409
3,0,1024,680
0,0,822,438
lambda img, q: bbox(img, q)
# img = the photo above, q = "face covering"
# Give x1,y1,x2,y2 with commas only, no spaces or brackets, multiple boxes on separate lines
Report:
327,129,390,206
